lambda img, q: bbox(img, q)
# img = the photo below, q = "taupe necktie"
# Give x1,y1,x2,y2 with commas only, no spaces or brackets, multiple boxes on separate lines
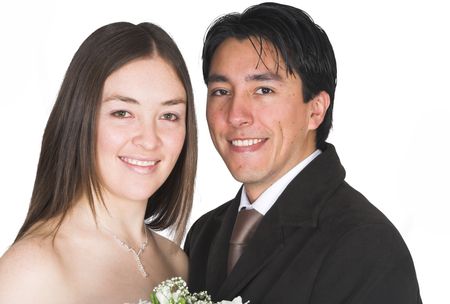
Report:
227,208,263,274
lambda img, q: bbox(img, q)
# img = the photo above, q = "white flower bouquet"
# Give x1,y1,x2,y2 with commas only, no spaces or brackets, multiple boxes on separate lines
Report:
135,277,248,304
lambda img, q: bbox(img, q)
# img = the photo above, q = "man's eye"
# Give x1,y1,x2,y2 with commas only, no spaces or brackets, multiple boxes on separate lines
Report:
160,113,178,121
211,89,229,96
112,110,131,118
255,87,273,94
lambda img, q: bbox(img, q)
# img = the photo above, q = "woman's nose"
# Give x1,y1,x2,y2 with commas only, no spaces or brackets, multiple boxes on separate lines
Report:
131,120,161,150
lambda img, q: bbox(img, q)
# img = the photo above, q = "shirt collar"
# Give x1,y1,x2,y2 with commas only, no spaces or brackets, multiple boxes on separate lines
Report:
239,149,322,215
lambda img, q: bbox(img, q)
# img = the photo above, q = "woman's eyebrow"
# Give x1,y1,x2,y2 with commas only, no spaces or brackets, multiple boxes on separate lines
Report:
103,94,139,104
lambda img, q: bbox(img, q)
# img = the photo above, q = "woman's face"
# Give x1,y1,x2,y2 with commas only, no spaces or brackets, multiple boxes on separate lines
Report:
96,56,186,203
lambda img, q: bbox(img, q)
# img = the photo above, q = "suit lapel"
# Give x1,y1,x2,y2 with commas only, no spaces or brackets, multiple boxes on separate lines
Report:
215,144,346,299
205,192,241,297
217,205,285,299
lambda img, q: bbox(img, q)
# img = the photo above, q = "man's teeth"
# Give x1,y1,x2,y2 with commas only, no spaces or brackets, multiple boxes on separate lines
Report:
231,138,263,147
120,157,156,167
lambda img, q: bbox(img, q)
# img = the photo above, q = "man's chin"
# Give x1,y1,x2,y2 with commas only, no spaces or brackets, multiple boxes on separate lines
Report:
229,168,266,185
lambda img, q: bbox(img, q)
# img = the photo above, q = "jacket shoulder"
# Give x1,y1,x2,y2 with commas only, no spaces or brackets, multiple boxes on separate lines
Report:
321,181,394,230
184,200,232,253
191,200,232,230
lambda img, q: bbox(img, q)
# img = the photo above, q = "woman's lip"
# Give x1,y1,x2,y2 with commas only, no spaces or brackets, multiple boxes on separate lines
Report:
119,156,159,167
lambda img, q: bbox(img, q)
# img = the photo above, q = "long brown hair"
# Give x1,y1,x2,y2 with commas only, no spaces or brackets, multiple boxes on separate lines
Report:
15,22,197,244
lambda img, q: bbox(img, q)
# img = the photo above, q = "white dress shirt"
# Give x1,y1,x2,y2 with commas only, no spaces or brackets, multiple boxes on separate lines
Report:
239,149,322,215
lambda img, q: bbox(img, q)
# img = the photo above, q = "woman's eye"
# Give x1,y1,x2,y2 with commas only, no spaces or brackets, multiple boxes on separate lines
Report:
255,87,273,94
112,110,131,118
211,89,229,96
160,113,178,121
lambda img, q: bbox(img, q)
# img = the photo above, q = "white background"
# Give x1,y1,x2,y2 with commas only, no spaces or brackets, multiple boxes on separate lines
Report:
0,0,449,302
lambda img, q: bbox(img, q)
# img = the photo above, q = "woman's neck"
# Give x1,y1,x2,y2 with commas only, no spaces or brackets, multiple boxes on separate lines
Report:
69,192,149,248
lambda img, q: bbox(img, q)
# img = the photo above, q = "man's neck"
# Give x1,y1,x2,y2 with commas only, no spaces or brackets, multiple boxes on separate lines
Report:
240,149,322,215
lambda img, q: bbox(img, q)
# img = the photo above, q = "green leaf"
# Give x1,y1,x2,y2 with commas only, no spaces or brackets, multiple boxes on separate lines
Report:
150,292,160,304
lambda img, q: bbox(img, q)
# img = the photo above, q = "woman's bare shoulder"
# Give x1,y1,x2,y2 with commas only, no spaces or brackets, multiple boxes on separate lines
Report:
0,236,68,302
151,231,188,279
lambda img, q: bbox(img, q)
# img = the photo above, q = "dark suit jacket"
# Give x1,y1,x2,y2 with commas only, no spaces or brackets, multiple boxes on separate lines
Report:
185,144,422,303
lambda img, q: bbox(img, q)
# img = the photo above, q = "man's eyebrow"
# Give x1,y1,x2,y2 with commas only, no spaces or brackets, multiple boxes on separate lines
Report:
245,72,282,82
207,74,229,84
206,72,282,84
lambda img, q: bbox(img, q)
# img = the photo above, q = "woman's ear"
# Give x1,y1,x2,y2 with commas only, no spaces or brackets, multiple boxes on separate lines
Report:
308,91,330,130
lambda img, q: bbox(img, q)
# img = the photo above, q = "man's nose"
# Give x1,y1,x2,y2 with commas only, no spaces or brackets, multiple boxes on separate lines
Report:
227,93,253,128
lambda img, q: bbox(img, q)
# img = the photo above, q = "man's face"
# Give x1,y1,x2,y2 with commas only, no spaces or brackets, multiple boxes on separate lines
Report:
206,37,321,202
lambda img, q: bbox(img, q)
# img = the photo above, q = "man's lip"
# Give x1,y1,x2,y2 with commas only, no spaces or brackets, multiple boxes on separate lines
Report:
229,138,267,147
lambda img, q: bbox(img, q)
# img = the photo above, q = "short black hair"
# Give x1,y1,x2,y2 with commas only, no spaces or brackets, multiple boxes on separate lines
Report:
202,2,337,149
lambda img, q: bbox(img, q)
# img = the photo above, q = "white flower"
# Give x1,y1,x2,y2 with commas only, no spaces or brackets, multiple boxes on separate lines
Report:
216,296,249,304
154,286,171,304
134,277,248,304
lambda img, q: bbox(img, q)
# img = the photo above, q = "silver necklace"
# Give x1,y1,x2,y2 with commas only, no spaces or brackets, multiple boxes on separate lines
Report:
104,225,149,278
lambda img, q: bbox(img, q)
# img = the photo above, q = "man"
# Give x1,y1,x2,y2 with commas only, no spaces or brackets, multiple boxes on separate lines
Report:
185,3,421,303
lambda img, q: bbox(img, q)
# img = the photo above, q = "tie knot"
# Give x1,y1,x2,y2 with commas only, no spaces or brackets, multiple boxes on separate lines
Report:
230,208,263,244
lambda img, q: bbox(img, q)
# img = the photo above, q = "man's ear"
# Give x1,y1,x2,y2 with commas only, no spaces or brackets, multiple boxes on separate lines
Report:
308,91,330,130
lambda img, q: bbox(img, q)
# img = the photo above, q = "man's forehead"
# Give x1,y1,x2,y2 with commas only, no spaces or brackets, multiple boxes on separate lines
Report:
212,36,290,77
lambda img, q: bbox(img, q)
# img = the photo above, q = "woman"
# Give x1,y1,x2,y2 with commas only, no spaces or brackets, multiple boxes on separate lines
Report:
0,22,197,303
